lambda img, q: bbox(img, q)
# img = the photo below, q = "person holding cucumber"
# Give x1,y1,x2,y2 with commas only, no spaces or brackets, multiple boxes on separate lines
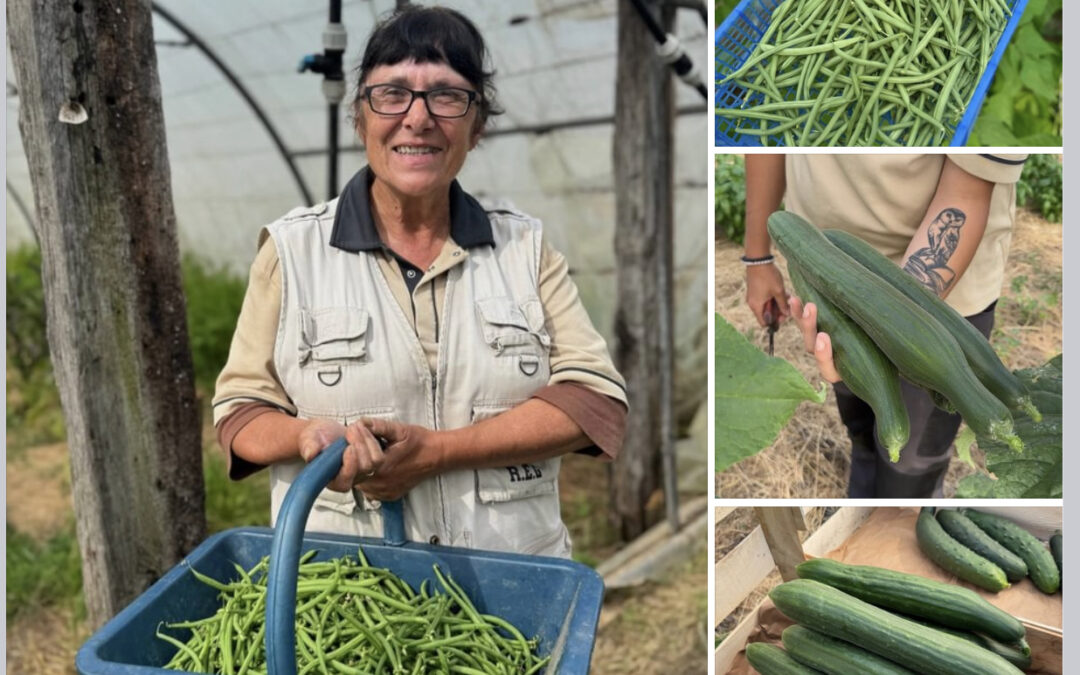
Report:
212,6,627,557
743,154,1027,498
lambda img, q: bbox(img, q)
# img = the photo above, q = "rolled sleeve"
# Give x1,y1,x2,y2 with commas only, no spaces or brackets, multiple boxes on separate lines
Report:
948,154,1028,185
211,238,296,427
538,237,628,407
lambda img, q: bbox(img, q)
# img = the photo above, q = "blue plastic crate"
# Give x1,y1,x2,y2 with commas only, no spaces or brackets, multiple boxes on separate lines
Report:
714,0,1029,147
76,440,604,674
75,529,603,674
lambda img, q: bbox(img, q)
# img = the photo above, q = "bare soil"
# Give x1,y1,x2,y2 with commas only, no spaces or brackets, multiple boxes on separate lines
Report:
715,210,1062,499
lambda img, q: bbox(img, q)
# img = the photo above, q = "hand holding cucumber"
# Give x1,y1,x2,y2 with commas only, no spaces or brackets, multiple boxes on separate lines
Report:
787,294,841,384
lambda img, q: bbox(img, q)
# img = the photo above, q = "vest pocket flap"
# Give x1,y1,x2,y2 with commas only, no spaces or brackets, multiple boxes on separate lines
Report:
299,307,370,363
475,297,545,351
476,296,528,328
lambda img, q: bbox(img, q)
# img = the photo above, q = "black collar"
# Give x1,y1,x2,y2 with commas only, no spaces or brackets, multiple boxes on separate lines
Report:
329,166,495,252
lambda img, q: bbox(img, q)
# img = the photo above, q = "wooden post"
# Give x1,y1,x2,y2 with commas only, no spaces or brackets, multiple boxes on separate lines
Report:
755,507,808,581
8,0,206,628
611,0,676,540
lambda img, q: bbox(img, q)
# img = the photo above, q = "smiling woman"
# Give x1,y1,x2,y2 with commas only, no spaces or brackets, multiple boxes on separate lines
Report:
211,5,628,558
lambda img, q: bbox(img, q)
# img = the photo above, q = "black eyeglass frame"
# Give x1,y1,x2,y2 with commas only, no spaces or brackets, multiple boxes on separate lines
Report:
361,84,479,119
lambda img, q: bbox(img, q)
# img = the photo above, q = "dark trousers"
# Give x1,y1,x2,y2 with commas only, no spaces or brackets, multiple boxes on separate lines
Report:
838,302,997,498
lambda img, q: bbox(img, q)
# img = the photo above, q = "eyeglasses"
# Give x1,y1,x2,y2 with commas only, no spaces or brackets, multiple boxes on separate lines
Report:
362,84,478,118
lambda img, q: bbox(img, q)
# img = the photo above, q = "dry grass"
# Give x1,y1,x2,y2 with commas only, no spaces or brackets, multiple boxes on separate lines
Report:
715,210,1061,499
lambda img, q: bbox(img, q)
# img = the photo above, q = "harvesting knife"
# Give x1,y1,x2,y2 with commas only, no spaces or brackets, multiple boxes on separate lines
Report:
764,299,780,356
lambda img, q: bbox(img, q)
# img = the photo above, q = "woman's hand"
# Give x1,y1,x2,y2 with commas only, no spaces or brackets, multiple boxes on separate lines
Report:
297,418,386,492
348,418,443,502
788,295,842,383
746,263,790,327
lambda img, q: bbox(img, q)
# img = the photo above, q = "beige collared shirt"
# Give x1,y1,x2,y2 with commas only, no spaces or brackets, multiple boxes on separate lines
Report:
784,154,1027,316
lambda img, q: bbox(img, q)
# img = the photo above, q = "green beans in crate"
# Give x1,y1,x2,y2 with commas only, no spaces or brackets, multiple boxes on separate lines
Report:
75,438,605,674
714,0,1029,146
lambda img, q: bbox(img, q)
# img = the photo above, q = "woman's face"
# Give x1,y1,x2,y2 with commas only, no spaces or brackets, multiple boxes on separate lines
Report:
357,59,480,201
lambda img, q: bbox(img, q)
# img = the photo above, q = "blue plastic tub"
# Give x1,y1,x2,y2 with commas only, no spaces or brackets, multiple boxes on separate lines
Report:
76,440,604,674
714,0,1029,147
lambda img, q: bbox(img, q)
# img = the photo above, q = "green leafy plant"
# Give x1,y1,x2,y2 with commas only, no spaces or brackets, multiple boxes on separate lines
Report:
1016,154,1062,222
715,0,740,23
202,449,270,533
6,520,84,620
6,246,65,450
715,155,746,243
968,0,1062,146
955,355,1062,498
6,246,247,450
180,255,247,393
714,313,826,473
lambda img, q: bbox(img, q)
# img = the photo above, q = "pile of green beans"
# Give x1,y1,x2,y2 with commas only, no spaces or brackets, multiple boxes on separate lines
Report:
156,549,550,675
716,0,1013,146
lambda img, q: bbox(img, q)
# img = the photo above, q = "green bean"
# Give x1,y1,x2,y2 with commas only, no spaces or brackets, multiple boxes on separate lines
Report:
160,552,549,674
716,0,1013,145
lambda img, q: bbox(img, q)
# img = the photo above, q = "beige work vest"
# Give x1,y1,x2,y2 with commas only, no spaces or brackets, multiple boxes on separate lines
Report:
263,199,571,557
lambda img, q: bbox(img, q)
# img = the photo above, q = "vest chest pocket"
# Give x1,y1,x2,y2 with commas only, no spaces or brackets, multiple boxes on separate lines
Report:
299,307,371,384
475,297,551,359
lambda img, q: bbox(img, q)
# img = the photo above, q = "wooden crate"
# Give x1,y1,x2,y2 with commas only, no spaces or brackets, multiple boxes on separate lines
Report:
713,507,1062,674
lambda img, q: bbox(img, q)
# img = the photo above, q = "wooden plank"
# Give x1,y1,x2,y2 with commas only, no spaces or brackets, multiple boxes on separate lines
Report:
715,506,736,523
804,507,874,557
714,526,774,622
714,603,762,674
756,507,807,581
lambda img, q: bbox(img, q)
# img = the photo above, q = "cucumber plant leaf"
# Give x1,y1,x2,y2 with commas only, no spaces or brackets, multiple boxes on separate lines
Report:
715,313,826,473
956,355,1062,498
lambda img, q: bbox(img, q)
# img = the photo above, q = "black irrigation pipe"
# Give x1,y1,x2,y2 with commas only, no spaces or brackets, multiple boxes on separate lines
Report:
625,0,708,100
151,3,315,206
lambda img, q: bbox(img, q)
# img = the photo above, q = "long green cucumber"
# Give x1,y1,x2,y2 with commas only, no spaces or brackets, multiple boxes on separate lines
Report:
767,212,1022,452
964,509,1061,594
905,616,1032,670
769,579,1023,675
936,509,1028,581
781,625,916,675
916,507,1010,592
823,228,1040,422
1050,531,1062,578
788,264,910,461
746,642,824,674
796,557,1024,642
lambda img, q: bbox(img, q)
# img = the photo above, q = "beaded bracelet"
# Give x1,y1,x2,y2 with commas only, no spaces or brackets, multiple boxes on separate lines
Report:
740,254,775,266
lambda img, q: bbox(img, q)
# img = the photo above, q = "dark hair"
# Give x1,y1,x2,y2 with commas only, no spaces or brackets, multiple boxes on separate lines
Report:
353,6,503,132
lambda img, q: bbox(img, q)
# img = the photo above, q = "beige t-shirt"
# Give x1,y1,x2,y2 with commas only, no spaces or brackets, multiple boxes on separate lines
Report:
212,232,627,426
784,154,1027,316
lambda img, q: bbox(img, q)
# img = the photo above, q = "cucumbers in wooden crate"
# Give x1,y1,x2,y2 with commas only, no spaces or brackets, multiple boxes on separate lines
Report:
746,641,823,674
916,507,1010,592
964,509,1061,594
781,624,915,675
769,579,1024,675
936,509,1029,582
796,557,1024,642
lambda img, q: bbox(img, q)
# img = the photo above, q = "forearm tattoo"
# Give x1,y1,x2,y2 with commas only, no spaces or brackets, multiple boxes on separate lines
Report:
902,207,966,295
